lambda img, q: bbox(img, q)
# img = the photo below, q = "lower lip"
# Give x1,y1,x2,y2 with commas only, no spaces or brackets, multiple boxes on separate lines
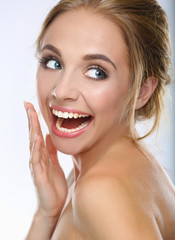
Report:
51,115,94,138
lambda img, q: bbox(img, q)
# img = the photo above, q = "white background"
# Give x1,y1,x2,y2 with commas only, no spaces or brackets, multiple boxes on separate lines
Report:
0,0,174,239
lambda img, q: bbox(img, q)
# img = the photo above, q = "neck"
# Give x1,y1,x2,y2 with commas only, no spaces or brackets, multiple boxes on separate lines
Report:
72,124,130,182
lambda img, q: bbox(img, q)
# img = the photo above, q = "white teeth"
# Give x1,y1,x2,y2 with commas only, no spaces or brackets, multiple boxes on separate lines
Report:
53,109,91,133
73,113,79,119
63,112,69,119
53,109,63,118
69,113,73,119
56,119,89,133
52,109,89,119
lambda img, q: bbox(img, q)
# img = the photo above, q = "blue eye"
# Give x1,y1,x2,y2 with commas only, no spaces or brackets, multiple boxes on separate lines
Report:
39,57,62,70
46,59,61,69
85,67,107,80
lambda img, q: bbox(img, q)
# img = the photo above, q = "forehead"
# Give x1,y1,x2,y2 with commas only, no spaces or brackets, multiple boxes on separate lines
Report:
41,9,129,65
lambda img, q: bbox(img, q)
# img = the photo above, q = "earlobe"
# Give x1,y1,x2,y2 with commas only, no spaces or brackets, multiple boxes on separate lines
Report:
136,77,158,110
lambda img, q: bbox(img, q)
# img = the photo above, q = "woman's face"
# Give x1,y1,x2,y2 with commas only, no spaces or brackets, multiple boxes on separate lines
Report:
36,9,130,155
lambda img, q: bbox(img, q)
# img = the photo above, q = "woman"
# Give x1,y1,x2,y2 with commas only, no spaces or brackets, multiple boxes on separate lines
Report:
25,0,175,239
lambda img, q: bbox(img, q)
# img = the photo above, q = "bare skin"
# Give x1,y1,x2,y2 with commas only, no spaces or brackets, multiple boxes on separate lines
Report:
25,9,175,240
25,103,175,240
52,143,175,240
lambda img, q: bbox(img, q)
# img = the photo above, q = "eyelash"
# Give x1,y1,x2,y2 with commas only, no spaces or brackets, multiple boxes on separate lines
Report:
39,56,61,69
85,65,108,80
38,56,108,80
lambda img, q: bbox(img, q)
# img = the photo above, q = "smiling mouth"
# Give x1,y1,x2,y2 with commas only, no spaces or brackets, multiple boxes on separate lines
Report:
52,109,92,133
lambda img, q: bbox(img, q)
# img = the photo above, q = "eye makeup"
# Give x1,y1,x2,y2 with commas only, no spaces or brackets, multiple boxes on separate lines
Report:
85,65,109,80
39,56,62,70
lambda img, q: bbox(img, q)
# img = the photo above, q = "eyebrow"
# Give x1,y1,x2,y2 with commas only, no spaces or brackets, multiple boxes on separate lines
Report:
40,44,116,70
40,44,61,57
83,54,116,70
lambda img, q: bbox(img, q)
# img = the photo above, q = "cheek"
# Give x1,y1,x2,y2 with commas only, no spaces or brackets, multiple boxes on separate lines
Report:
86,83,126,114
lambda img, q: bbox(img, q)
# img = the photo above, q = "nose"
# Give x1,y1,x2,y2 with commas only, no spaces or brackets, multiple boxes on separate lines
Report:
51,73,79,102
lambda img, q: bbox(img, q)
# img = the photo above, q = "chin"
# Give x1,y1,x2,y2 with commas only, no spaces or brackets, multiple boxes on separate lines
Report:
50,133,88,156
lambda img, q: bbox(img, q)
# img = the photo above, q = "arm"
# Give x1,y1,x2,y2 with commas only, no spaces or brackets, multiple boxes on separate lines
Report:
26,210,58,240
24,102,68,240
74,176,163,240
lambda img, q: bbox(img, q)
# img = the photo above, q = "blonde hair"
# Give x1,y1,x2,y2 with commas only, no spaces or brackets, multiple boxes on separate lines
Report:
36,0,172,140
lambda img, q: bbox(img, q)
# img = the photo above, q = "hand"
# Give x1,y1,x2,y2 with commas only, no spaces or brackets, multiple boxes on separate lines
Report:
24,102,68,219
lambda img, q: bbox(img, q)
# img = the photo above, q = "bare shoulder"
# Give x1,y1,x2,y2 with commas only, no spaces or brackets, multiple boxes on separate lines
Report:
73,139,175,240
73,174,163,240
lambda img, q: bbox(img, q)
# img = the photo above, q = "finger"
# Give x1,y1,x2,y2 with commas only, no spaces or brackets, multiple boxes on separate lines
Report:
29,110,38,152
24,102,37,146
24,101,35,111
29,109,43,137
24,102,34,137
29,159,34,179
24,101,35,124
46,135,59,166
28,107,44,152
24,102,43,138
30,134,43,183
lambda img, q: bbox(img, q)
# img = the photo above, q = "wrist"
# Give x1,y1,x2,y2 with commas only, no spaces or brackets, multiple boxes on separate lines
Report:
35,208,60,223
26,210,59,240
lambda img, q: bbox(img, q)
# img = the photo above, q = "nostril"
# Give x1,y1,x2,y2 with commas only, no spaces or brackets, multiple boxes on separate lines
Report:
51,82,79,101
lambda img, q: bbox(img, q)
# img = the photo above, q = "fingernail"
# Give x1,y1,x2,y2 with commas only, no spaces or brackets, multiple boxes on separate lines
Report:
34,133,38,142
27,109,31,117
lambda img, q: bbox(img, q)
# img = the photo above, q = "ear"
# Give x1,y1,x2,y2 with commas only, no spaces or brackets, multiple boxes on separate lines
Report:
136,77,158,110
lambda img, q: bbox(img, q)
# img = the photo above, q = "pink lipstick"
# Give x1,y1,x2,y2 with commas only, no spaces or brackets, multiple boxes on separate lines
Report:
50,106,93,138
